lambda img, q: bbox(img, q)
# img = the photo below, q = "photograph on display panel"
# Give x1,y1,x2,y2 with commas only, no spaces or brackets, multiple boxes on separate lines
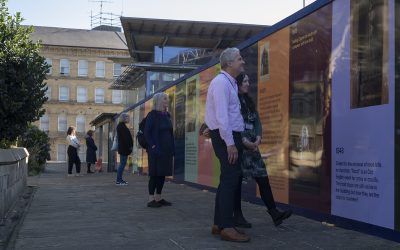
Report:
350,0,389,108
259,42,270,81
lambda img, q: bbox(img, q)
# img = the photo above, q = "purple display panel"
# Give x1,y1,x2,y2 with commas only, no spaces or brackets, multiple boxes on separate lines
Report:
331,0,395,229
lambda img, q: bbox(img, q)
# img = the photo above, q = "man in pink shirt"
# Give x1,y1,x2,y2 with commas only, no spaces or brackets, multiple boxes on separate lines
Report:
205,47,250,242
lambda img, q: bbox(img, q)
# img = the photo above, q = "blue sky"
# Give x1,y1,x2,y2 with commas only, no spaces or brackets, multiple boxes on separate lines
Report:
8,0,316,29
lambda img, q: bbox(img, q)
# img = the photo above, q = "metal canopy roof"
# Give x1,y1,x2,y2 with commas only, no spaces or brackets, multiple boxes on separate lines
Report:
121,17,267,62
90,113,117,127
111,66,146,90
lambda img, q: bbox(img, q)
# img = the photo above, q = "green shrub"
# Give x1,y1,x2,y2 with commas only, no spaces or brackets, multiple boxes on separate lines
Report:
18,125,50,175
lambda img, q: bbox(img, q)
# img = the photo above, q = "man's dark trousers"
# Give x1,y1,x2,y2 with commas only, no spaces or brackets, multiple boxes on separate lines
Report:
210,129,243,228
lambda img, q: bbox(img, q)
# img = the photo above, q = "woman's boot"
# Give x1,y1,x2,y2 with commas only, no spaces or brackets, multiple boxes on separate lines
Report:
268,208,292,226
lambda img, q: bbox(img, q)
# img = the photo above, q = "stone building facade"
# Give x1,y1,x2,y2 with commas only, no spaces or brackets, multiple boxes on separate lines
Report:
31,26,130,162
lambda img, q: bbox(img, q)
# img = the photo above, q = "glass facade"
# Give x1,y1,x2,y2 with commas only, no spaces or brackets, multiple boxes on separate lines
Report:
137,46,214,98
145,71,185,96
154,46,214,65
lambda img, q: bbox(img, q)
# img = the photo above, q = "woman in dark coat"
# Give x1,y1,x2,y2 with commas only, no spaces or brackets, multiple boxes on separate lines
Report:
144,92,175,208
115,113,133,186
85,130,97,174
235,73,292,226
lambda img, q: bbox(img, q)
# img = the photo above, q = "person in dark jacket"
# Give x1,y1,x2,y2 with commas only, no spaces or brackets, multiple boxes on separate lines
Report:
115,113,133,186
235,73,292,226
85,130,97,174
144,92,175,208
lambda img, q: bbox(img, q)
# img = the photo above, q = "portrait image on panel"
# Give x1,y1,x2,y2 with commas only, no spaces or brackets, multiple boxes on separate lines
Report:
289,81,322,188
185,79,197,133
350,0,389,108
260,42,270,81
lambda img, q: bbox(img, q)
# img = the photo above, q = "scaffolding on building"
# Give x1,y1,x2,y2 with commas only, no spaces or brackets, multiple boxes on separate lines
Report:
90,0,122,30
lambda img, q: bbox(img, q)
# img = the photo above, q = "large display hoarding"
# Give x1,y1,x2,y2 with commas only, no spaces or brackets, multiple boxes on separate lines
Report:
123,0,400,235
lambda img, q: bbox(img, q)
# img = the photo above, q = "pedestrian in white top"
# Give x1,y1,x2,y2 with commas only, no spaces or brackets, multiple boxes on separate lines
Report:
205,47,250,243
66,126,82,176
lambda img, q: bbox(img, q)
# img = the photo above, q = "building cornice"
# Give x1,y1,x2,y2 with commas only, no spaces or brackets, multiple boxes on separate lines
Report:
40,45,130,58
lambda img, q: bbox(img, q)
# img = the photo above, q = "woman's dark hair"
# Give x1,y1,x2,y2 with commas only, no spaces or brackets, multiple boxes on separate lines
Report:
236,73,256,113
67,126,75,135
87,130,94,137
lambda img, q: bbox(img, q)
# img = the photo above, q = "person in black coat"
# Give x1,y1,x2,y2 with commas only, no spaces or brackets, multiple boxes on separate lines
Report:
115,113,133,185
234,73,292,226
85,130,97,174
144,92,175,208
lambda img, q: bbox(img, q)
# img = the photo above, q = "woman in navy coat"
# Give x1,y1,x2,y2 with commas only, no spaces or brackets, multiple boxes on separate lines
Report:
85,130,97,174
144,92,175,208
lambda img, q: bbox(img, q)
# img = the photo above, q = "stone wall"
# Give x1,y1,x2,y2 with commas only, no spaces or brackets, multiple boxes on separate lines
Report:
0,148,29,219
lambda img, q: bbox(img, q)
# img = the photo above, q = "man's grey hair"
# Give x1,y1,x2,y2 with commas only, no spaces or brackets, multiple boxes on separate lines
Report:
219,47,240,69
119,112,129,123
153,92,168,112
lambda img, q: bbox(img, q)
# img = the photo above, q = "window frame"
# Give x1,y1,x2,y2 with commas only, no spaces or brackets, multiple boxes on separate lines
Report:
60,59,70,76
76,114,85,133
58,114,68,132
76,86,88,103
78,60,89,77
59,86,69,101
112,89,122,104
113,63,122,78
95,88,105,103
96,61,105,78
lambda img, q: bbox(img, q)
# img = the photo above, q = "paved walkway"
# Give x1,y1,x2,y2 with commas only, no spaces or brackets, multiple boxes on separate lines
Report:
9,163,400,249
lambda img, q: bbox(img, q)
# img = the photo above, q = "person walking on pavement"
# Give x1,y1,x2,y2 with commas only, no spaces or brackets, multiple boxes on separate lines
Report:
144,92,175,208
85,130,97,174
66,126,82,177
205,47,250,243
115,113,133,186
234,73,292,226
